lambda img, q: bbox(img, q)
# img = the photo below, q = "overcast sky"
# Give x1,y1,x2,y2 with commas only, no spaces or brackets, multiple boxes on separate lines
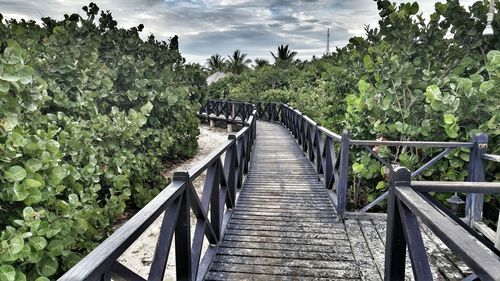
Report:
0,0,477,65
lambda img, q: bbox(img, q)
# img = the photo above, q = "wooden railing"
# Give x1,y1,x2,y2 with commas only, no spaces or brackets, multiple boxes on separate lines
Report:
255,101,496,232
385,166,500,280
58,104,256,281
60,99,499,281
254,100,500,280
197,99,254,125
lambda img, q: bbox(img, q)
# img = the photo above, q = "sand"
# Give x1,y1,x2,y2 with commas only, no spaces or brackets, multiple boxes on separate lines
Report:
116,124,229,280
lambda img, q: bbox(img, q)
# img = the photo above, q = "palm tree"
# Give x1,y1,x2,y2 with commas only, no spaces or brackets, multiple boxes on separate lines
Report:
253,58,270,69
227,50,251,74
270,44,297,64
205,54,226,73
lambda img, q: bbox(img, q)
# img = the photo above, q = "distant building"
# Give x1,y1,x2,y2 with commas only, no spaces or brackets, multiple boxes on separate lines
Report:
206,71,227,85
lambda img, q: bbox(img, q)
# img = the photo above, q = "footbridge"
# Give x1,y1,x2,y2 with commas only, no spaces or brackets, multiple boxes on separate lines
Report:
60,100,500,281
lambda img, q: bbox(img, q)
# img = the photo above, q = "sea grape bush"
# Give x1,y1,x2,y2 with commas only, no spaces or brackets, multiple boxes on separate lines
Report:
208,1,499,216
0,4,205,280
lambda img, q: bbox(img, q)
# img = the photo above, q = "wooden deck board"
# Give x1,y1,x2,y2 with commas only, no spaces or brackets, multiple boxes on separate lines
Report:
205,121,471,280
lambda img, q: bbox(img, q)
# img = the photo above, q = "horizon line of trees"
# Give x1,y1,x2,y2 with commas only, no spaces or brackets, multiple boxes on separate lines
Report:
205,44,300,74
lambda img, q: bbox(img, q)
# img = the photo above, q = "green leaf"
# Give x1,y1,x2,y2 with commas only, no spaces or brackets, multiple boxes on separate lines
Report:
36,257,58,277
425,85,442,101
409,2,419,14
443,114,456,125
25,178,42,188
30,237,47,251
35,278,50,281
12,183,29,201
26,189,43,204
23,207,35,221
487,50,500,65
0,265,16,281
2,113,19,131
5,166,27,182
0,80,10,92
9,236,24,255
352,162,365,174
363,55,374,72
375,181,386,190
51,166,68,182
14,270,26,281
47,239,64,256
140,101,153,114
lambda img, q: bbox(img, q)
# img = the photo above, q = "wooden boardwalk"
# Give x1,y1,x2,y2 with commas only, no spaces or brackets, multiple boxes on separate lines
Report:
205,121,470,280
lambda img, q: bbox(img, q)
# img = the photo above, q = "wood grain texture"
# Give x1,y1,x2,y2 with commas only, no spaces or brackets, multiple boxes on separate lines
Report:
205,121,360,280
204,121,473,281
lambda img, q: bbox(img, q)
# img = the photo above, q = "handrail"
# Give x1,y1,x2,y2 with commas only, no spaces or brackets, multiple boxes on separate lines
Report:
349,139,473,148
59,104,257,281
209,100,495,228
267,101,486,220
385,166,500,280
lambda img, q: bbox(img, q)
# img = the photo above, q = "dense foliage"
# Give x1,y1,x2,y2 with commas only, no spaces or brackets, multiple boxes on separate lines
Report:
208,0,499,219
0,4,205,280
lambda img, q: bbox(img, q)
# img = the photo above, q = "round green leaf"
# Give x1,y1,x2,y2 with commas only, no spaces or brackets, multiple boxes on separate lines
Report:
51,166,68,182
26,158,43,172
0,265,16,281
2,113,18,131
9,236,24,255
443,114,456,125
30,237,47,251
5,166,27,182
25,178,42,188
47,239,64,256
36,257,58,277
14,270,26,281
23,207,35,221
12,183,29,201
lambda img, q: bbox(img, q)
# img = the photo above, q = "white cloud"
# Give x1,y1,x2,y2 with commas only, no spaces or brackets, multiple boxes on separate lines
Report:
0,0,483,64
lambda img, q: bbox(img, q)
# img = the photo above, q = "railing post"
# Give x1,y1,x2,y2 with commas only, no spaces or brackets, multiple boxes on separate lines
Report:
465,133,488,226
385,166,411,281
224,135,237,206
496,212,500,250
173,172,192,281
337,129,350,220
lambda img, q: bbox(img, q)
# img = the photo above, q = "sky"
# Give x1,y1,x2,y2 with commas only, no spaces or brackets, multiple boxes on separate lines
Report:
0,0,478,65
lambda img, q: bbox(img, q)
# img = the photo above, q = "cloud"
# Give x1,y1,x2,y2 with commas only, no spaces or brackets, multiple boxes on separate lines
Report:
0,0,478,64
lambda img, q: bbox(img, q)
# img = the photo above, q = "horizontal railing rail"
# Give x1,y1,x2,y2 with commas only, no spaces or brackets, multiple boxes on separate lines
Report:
265,102,483,221
247,100,498,251
198,99,254,125
59,105,257,281
385,166,500,281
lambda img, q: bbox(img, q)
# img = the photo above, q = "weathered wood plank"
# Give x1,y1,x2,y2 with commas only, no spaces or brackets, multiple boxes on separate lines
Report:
230,214,336,223
209,262,360,279
213,255,355,269
226,223,344,233
216,247,354,261
205,271,356,281
224,229,347,240
228,220,340,229
344,219,382,281
222,234,350,246
220,241,351,253
232,210,337,218
357,219,390,280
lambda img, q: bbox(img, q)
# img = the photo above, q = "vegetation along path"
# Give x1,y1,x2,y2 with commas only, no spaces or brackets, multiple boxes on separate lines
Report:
205,121,470,281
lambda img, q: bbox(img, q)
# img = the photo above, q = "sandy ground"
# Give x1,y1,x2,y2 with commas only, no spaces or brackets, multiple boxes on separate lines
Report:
117,124,229,280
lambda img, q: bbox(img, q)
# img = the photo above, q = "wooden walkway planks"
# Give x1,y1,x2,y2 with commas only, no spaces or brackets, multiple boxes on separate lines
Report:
206,121,361,280
205,121,471,281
